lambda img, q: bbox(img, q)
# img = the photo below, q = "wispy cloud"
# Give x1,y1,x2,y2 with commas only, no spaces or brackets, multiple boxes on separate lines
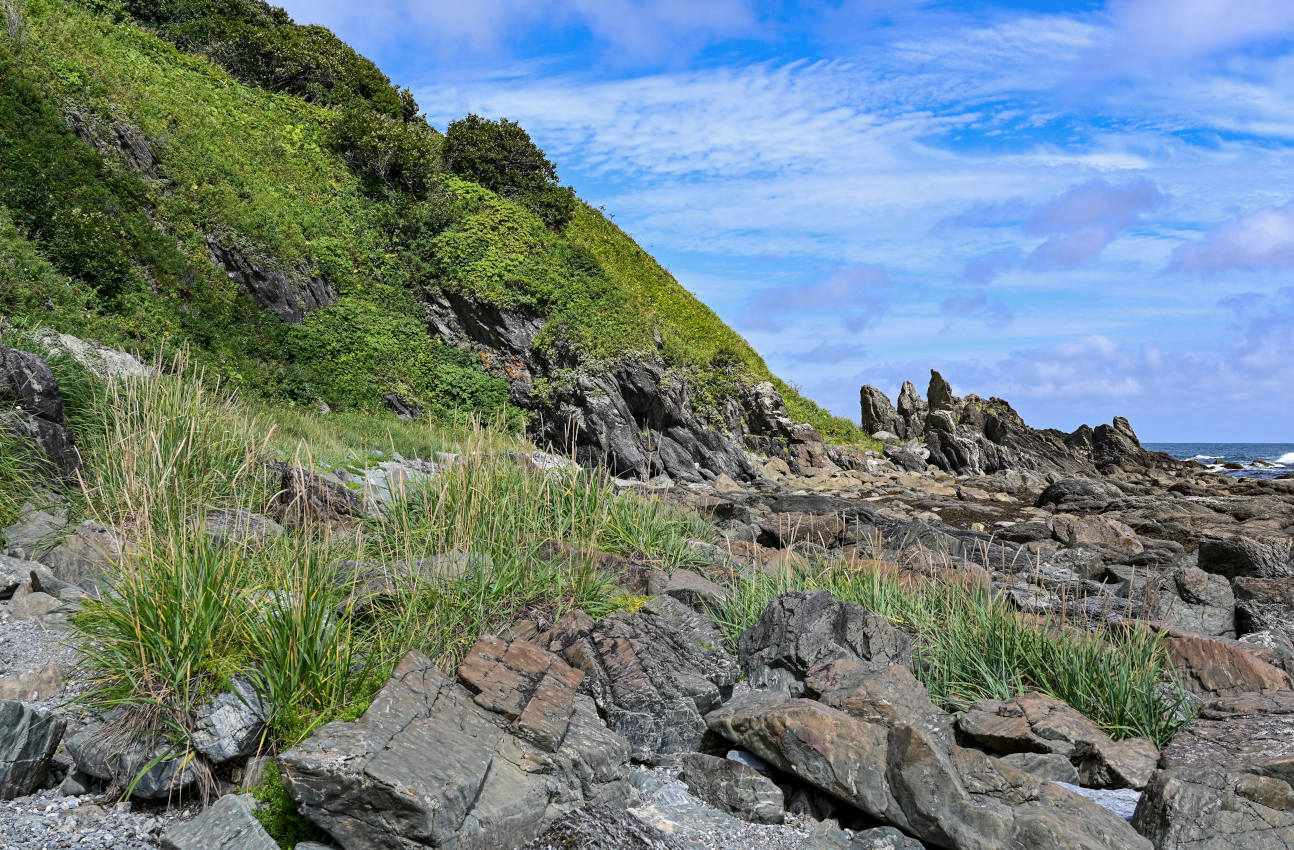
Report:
741,264,891,331
1170,202,1294,272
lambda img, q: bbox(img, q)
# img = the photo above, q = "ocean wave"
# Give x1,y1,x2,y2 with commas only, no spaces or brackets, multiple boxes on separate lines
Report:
1193,454,1223,460
1278,452,1294,465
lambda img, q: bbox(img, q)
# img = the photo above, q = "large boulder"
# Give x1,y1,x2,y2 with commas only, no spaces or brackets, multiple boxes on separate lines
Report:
64,723,200,801
0,345,80,482
736,590,911,695
189,675,268,766
1198,535,1294,579
1233,577,1294,636
1036,478,1124,513
0,700,66,799
281,644,632,849
548,595,738,764
707,691,1150,849
1133,691,1294,849
1161,631,1294,697
859,386,903,438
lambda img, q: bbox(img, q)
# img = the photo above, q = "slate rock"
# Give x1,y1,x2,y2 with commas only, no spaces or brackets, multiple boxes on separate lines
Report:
1233,576,1294,636
1198,534,1294,579
65,723,200,801
680,752,784,825
190,676,268,765
281,647,631,849
458,636,583,753
161,794,277,850
517,803,684,850
737,590,911,695
662,569,728,614
0,345,80,482
0,699,66,799
1133,691,1294,849
549,595,738,764
1000,751,1080,784
708,691,1150,849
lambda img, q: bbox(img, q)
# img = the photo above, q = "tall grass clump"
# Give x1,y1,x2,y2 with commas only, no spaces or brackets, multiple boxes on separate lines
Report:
714,559,1193,747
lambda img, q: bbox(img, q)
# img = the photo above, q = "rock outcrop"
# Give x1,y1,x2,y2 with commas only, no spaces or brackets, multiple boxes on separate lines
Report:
207,236,337,325
857,370,1169,477
0,345,81,482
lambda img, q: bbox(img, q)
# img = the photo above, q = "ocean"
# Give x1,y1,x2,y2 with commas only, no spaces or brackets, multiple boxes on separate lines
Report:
1144,443,1294,480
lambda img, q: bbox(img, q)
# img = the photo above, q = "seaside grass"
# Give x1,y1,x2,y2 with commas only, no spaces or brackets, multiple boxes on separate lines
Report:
713,559,1195,747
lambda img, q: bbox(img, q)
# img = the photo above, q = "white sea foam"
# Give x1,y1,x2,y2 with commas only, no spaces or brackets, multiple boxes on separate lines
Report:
1277,452,1294,465
1193,455,1222,460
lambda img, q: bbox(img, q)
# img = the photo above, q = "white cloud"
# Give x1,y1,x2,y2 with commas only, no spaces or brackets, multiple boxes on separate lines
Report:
1094,0,1294,74
1170,202,1294,271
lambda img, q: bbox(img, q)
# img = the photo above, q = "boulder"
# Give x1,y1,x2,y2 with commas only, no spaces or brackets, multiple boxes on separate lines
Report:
190,676,268,765
161,794,277,850
517,803,683,850
1154,567,1236,639
457,636,584,754
0,554,38,598
38,520,131,585
0,345,80,481
64,723,200,801
1162,631,1294,697
1074,737,1160,791
954,692,1105,759
927,370,954,413
737,590,911,695
1000,751,1080,784
1198,534,1294,579
1133,691,1294,849
662,569,728,614
895,381,927,439
0,700,66,799
1233,577,1294,636
281,646,632,849
679,752,784,825
0,662,64,702
1036,479,1123,513
548,595,738,764
28,331,155,379
707,691,1150,849
272,463,368,526
1048,515,1143,555
203,509,283,549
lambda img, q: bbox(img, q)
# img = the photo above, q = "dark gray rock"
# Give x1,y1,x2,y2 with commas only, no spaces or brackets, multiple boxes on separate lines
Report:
1133,691,1294,849
0,554,39,599
1036,478,1124,512
895,381,926,440
381,393,423,420
161,794,277,850
926,370,954,413
0,700,66,799
1233,577,1294,636
680,752,784,825
65,110,159,178
1151,566,1236,639
517,803,684,850
281,646,632,849
1198,534,1294,579
64,723,199,801
859,386,903,438
203,510,283,549
1000,751,1080,784
190,676,268,765
0,346,80,482
737,590,911,695
549,595,739,764
662,569,728,614
207,236,337,325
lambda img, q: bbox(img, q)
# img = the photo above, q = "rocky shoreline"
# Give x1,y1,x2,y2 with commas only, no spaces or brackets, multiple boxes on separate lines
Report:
1,348,1292,849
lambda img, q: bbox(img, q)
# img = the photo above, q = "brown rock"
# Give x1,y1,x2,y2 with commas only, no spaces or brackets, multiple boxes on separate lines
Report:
955,692,1107,757
0,663,64,702
1163,631,1294,697
1074,736,1159,790
1048,514,1144,554
458,637,583,753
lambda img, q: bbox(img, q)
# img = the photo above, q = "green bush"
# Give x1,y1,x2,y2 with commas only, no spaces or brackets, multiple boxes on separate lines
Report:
115,0,413,118
326,105,441,195
444,114,576,230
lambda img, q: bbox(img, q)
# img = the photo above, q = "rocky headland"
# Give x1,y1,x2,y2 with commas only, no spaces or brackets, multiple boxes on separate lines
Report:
1,342,1292,850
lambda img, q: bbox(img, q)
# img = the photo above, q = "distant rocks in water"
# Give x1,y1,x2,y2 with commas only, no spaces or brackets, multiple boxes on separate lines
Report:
858,369,1174,478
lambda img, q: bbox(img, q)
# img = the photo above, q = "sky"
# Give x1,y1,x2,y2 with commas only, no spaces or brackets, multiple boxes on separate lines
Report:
277,0,1294,442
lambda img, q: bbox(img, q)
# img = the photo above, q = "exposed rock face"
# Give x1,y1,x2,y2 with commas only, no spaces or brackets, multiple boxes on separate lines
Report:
160,794,277,850
859,386,902,438
680,752,784,825
1233,577,1294,635
0,345,81,482
0,700,66,799
65,110,159,178
707,691,1151,850
206,236,337,324
281,645,632,850
1133,691,1294,849
1198,534,1294,579
424,289,830,482
857,371,1168,478
1161,631,1294,697
548,595,739,764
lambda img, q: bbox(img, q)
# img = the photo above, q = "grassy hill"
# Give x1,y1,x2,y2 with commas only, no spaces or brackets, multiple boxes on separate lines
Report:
0,0,862,441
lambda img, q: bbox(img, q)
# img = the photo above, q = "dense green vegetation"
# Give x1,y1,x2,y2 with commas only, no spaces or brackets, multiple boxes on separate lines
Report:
0,0,869,444
714,561,1194,747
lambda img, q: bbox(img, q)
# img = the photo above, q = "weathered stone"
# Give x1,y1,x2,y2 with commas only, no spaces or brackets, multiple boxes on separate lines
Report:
758,511,849,548
927,370,954,413
161,794,277,850
538,541,668,596
955,692,1106,758
1198,534,1294,579
737,591,911,695
549,595,738,764
0,662,64,702
1048,515,1143,554
680,752,784,825
1234,576,1294,636
207,236,336,325
1133,691,1294,849
1162,631,1294,697
65,723,201,801
458,637,583,753
1000,751,1080,784
272,463,367,526
39,520,130,585
859,386,903,438
517,803,684,850
1155,567,1236,638
281,649,631,849
204,510,283,549
1036,478,1123,513
0,700,65,799
662,569,728,613
0,345,80,482
708,692,1150,849
190,676,268,765
1074,736,1159,790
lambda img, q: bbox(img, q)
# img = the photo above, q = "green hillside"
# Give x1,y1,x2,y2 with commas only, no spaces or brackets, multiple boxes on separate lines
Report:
0,0,861,440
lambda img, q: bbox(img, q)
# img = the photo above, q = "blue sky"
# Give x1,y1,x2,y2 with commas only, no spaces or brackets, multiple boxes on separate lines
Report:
278,0,1294,441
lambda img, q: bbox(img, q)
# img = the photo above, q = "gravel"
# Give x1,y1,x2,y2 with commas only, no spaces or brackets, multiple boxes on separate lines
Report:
0,790,180,849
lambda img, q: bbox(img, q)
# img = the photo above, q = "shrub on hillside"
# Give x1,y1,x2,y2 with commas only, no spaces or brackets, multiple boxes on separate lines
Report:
326,105,441,195
444,114,576,230
114,0,414,118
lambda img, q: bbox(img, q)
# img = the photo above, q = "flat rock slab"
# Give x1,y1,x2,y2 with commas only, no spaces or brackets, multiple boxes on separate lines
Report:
161,794,276,850
458,636,582,753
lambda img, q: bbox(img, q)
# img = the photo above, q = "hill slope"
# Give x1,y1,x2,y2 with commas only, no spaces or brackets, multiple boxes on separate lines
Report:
0,0,865,480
